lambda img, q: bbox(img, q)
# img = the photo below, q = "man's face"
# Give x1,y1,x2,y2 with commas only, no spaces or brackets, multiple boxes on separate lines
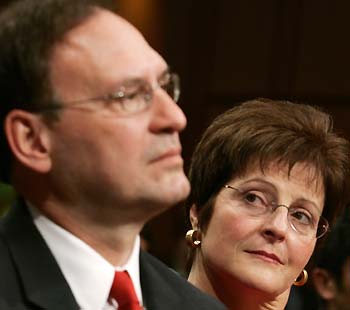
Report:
46,9,190,218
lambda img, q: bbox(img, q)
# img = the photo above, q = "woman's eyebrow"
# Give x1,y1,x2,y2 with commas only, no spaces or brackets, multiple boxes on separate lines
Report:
237,178,277,191
240,178,323,212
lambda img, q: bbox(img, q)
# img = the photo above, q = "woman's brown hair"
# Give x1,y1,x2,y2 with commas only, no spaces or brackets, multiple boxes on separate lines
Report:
186,99,350,236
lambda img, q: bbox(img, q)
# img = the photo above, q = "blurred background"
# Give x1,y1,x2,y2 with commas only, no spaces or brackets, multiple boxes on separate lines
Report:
1,0,350,274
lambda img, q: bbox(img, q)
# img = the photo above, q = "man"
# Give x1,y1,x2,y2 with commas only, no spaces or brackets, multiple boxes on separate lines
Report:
0,0,225,309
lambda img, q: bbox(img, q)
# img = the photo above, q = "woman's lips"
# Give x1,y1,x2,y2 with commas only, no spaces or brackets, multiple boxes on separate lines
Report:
246,250,283,265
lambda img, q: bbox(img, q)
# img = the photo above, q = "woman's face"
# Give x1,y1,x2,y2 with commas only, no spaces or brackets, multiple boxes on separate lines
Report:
194,162,325,296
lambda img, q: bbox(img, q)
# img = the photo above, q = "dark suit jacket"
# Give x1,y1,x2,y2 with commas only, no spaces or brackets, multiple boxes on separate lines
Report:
0,201,226,309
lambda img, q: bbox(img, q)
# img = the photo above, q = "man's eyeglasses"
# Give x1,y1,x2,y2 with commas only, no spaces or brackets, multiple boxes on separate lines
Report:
224,185,329,239
31,72,180,116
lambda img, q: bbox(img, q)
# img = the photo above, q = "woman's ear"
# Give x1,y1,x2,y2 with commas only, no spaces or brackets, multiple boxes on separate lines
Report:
189,204,199,229
312,267,338,300
5,109,52,174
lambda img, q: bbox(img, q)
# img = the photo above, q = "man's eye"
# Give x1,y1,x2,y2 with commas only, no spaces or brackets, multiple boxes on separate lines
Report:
122,91,139,101
159,73,171,86
107,90,139,103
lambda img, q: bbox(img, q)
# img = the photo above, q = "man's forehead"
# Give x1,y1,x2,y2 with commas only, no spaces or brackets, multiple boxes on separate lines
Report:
58,8,145,48
51,7,165,76
49,7,166,101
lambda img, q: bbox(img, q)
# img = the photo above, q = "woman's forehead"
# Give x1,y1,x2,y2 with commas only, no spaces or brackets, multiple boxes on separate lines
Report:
234,160,325,195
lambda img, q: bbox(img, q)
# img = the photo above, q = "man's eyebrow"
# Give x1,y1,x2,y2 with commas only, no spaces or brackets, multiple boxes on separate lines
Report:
111,67,171,89
158,67,171,80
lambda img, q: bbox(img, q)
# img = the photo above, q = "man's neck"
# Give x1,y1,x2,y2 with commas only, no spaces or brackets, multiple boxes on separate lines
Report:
28,200,144,265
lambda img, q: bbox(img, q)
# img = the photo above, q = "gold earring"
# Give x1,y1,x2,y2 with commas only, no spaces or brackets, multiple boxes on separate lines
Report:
185,229,201,248
293,269,308,286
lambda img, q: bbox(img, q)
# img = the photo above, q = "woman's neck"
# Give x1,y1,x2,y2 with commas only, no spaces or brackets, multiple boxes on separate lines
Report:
188,258,289,310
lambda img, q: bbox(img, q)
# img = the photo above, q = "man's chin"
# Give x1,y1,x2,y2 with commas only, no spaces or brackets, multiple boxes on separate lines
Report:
163,177,190,206
150,176,190,207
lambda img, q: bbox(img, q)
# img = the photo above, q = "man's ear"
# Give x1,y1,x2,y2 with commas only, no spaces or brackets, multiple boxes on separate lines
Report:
312,267,338,300
5,109,52,174
189,204,199,229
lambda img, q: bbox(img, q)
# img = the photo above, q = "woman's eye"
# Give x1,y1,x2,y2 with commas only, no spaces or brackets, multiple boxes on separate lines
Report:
244,192,265,206
290,209,313,225
245,193,257,203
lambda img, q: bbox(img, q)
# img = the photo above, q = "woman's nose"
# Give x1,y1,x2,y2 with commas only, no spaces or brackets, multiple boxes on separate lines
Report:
261,206,290,241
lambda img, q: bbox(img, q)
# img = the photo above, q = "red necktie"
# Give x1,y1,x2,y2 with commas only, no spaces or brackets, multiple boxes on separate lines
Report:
109,271,142,310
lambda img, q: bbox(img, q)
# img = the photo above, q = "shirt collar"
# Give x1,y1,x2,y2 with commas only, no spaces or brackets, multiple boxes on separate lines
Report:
29,205,142,310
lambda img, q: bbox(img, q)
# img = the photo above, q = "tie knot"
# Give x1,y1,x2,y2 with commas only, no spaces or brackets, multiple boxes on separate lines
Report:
110,271,142,310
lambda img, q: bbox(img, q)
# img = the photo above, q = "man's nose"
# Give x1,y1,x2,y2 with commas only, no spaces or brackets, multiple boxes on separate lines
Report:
149,88,187,133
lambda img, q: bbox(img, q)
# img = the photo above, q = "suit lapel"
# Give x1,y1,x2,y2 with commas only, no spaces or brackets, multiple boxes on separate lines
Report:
140,250,180,310
1,201,79,310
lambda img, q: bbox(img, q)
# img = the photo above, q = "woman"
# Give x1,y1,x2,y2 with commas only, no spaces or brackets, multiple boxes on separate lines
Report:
185,99,350,310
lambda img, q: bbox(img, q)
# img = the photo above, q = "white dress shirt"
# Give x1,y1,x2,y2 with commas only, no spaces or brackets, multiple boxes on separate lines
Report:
29,206,143,310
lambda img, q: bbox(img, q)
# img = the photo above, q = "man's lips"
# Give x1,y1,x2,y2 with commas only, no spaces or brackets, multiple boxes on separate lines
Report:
245,250,284,265
150,148,183,163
